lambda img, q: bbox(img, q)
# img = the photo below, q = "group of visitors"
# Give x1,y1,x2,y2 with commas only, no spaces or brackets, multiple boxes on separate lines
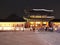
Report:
30,26,53,32
22,26,53,32
39,26,53,32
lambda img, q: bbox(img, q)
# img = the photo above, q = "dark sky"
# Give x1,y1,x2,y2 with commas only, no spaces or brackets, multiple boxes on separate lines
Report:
0,0,60,19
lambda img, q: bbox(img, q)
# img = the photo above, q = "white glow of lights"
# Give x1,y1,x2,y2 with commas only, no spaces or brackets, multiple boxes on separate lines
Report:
30,22,34,24
47,16,55,18
0,27,2,30
54,28,57,30
36,25,37,26
43,22,46,24
32,9,54,12
20,27,24,30
3,27,12,30
16,27,20,30
36,22,40,24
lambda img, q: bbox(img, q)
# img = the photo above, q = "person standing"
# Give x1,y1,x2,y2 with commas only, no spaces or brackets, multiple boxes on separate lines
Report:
33,26,35,32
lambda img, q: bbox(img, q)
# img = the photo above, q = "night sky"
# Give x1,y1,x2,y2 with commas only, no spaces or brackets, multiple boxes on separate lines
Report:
0,0,60,19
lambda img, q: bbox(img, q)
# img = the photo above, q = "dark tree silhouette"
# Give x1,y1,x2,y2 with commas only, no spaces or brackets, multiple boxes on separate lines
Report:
6,13,26,22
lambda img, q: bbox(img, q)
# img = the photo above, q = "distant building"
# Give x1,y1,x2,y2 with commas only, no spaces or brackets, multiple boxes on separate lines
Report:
0,14,26,31
50,19,60,31
0,9,60,31
24,9,55,28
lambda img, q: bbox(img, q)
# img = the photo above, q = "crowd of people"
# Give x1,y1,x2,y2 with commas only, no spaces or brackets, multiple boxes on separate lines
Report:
30,26,53,32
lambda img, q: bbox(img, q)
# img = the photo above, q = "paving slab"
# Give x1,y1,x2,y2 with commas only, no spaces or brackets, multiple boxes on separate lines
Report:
0,31,60,45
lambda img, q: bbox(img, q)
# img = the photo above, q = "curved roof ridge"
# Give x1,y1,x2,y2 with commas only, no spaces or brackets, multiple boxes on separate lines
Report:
32,9,54,12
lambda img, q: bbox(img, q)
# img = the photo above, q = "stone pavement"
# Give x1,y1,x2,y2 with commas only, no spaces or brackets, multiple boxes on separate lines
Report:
35,31,60,45
0,31,60,45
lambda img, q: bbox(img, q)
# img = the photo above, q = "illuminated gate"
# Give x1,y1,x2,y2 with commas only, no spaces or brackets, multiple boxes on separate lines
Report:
29,22,48,28
24,9,55,28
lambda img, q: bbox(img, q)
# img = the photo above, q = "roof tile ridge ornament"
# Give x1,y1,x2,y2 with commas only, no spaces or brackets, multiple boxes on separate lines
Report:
32,9,54,12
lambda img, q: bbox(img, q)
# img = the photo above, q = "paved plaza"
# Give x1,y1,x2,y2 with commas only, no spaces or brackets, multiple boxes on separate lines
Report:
0,31,60,45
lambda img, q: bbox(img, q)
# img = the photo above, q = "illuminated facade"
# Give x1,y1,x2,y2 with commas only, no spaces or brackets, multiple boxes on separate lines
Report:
0,9,57,31
0,22,25,31
24,9,55,28
50,19,60,31
0,14,26,31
